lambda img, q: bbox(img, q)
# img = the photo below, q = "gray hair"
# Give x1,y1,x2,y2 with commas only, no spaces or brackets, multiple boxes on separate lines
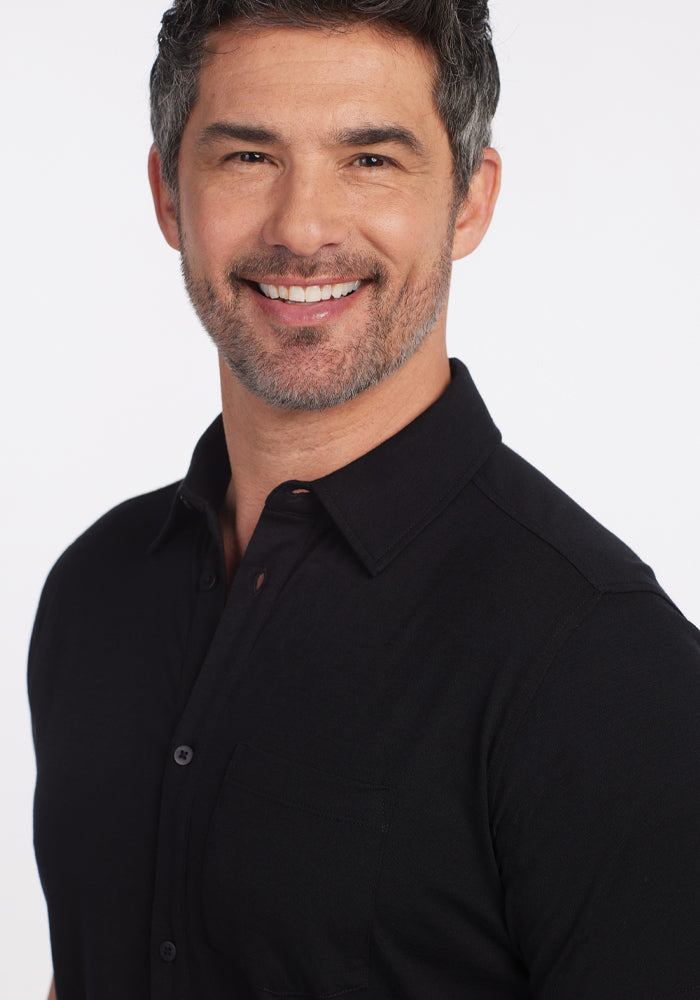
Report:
150,0,500,199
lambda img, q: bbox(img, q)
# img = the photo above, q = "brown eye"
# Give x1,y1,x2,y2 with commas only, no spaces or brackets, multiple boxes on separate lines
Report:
355,154,386,168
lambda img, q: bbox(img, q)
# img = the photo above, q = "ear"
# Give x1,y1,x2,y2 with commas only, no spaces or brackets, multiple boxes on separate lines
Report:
148,144,181,251
451,148,501,261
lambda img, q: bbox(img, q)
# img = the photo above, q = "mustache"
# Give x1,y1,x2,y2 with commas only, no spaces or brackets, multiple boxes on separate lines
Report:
227,250,387,284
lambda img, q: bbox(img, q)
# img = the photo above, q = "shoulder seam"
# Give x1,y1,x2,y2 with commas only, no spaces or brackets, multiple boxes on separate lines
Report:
472,471,661,597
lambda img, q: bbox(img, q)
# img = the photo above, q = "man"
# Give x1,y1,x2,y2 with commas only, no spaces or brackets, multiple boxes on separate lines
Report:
30,1,700,998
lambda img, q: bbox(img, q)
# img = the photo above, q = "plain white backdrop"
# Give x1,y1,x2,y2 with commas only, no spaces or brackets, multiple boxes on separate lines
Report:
2,1,698,994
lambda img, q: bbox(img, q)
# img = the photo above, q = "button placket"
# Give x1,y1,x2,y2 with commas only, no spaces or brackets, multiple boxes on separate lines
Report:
151,492,322,995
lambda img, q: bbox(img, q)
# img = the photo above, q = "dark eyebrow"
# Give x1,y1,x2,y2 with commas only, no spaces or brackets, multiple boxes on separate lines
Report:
197,122,283,148
331,125,426,157
197,121,427,157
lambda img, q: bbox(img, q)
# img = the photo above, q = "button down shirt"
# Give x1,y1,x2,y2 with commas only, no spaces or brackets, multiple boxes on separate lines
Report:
30,360,700,999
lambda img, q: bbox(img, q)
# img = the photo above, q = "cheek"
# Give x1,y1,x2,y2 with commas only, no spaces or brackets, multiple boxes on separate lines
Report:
363,196,450,278
361,201,422,266
180,184,263,268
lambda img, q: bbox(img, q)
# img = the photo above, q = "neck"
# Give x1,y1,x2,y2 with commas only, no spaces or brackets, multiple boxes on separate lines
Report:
218,332,451,576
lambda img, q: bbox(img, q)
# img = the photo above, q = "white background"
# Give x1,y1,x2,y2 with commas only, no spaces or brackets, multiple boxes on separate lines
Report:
2,1,698,994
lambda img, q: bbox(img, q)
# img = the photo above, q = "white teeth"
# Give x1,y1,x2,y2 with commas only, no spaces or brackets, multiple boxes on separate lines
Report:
331,281,361,299
257,280,361,302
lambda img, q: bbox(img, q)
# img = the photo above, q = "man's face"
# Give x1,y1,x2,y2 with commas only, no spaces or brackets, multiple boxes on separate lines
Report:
171,23,466,410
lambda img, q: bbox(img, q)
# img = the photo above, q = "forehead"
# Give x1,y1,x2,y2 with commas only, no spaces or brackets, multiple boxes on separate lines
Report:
191,23,444,141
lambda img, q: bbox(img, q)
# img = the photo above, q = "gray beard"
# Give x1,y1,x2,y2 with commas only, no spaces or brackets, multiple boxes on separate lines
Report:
180,240,454,412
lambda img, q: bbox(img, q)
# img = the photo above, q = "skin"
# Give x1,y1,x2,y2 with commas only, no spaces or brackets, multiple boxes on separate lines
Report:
149,22,501,579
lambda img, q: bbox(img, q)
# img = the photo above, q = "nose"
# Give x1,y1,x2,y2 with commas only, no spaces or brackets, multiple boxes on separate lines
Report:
262,165,349,256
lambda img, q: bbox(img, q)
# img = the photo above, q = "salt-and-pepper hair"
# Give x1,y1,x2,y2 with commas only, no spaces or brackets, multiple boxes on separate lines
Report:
150,0,500,199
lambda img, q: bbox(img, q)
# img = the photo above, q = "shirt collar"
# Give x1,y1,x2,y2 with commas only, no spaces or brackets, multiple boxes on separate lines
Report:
148,417,231,554
312,359,501,574
150,359,501,574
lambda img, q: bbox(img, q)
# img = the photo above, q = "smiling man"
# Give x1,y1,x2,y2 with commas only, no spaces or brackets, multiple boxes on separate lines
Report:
29,3,700,1000
147,12,501,568
172,29,461,414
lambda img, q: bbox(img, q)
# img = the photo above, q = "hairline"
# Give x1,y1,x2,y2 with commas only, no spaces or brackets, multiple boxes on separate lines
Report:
165,17,466,205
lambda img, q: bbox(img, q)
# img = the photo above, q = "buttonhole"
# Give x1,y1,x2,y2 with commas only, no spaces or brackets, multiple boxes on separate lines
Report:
255,571,266,593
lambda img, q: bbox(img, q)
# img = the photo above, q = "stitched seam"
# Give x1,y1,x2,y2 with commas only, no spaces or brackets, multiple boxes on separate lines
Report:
373,433,500,563
322,430,500,569
254,981,367,997
473,474,609,590
474,474,678,611
365,791,398,995
653,989,700,999
488,588,681,838
488,591,602,812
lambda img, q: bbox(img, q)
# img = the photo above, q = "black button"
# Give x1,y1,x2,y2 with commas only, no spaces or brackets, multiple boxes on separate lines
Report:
199,569,218,591
173,745,194,766
159,940,177,963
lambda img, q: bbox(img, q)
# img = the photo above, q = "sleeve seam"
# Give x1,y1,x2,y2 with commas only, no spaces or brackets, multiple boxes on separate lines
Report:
487,589,602,803
486,588,684,823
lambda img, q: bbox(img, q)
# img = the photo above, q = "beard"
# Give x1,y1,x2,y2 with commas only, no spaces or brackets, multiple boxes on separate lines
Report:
180,228,455,412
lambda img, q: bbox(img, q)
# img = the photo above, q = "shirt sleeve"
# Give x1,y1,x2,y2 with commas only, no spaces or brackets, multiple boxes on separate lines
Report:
491,589,700,1000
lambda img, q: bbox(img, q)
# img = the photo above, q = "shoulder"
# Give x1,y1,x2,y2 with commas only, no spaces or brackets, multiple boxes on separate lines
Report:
467,441,700,771
471,441,664,598
49,481,178,578
29,481,180,650
476,447,700,997
461,442,700,774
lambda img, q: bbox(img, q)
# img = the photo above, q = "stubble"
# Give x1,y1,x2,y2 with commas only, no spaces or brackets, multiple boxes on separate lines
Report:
180,228,455,412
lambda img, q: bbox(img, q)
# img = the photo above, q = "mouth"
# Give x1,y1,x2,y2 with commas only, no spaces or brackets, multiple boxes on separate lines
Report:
252,280,362,304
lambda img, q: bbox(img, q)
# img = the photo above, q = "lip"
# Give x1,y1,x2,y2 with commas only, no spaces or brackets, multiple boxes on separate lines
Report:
246,279,368,326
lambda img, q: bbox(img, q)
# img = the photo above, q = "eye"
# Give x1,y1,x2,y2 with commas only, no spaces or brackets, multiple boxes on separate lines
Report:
229,152,268,164
353,154,389,168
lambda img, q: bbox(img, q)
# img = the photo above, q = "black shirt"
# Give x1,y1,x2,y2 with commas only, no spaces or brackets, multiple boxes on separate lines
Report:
30,360,700,1000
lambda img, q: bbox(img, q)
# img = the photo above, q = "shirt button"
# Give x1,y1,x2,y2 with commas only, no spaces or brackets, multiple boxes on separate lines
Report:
159,940,177,963
173,745,194,766
199,569,218,591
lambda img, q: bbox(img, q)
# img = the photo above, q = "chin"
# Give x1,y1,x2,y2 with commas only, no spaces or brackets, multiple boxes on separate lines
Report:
223,341,406,412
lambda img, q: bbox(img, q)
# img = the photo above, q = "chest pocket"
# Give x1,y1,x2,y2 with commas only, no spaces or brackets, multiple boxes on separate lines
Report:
203,743,393,997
